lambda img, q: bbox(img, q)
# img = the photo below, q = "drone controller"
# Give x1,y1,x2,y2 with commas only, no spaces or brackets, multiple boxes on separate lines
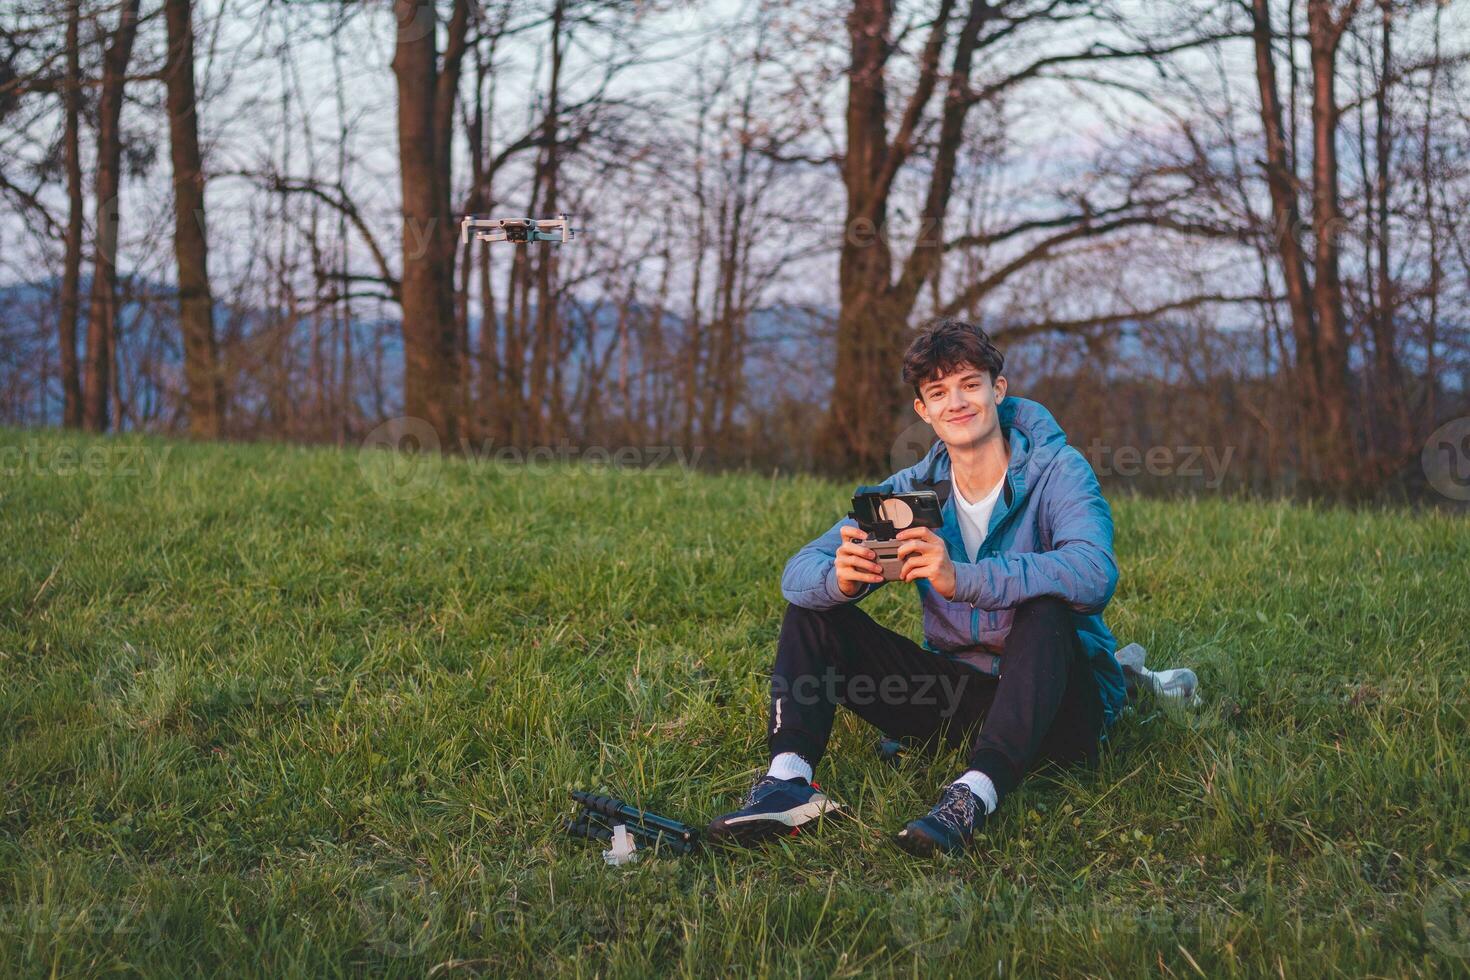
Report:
848,486,944,581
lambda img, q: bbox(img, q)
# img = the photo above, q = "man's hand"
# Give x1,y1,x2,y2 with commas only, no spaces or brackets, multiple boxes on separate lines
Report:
896,527,956,600
835,525,884,597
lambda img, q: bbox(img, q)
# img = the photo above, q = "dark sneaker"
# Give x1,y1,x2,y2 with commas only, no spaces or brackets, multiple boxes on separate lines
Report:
707,775,842,845
894,782,988,856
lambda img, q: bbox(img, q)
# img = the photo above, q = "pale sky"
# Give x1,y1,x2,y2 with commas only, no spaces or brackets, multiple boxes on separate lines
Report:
4,0,1460,338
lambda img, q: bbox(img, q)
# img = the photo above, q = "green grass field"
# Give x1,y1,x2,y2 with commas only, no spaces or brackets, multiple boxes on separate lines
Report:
2,427,1468,977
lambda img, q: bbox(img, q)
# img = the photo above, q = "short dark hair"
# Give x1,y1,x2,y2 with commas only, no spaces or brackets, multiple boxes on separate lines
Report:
901,318,1004,398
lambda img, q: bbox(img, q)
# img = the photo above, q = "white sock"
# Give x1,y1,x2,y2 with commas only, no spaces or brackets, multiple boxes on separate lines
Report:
952,770,998,814
767,751,813,783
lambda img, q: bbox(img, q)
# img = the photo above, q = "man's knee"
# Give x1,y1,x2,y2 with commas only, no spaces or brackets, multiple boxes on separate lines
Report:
779,602,864,670
774,604,855,706
781,601,858,634
1004,596,1080,659
1017,599,1076,637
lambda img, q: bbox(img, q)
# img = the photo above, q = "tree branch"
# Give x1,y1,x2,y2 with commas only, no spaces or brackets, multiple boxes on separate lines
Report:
869,0,956,213
940,212,1239,316
966,32,1250,105
0,170,62,238
991,293,1275,341
241,173,401,303
943,194,1196,252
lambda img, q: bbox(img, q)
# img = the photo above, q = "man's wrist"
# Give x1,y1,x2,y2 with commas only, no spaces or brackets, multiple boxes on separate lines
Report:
825,564,852,601
827,564,867,600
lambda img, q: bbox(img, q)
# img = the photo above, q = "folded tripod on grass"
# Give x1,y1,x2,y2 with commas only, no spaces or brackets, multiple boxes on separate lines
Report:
566,791,700,859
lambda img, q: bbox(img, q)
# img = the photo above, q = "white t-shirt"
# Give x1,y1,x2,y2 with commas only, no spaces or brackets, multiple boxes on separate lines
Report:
953,476,1005,563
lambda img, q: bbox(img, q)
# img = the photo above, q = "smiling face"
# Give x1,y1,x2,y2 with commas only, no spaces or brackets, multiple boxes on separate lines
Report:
912,364,1007,453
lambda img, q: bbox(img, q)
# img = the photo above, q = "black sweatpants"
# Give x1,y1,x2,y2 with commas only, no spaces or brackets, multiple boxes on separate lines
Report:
766,596,1104,804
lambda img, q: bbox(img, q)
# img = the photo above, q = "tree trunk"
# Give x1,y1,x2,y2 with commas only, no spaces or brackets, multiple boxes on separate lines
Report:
391,0,468,447
1370,0,1408,471
478,235,500,441
468,46,502,444
682,81,713,453
1306,0,1355,488
455,235,474,441
818,0,898,474
460,51,486,445
1251,0,1326,485
702,192,730,448
82,0,142,432
58,0,84,428
164,0,225,438
714,72,756,452
645,232,672,445
820,0,978,474
616,279,634,445
1419,0,1444,431
531,0,565,445
515,151,544,446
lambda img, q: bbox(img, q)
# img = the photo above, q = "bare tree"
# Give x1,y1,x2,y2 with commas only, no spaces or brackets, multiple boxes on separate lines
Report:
82,0,142,432
1303,0,1356,486
58,0,84,427
163,0,224,436
391,0,471,444
818,0,1243,473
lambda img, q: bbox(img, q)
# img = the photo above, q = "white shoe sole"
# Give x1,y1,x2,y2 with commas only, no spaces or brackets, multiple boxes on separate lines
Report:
718,795,842,827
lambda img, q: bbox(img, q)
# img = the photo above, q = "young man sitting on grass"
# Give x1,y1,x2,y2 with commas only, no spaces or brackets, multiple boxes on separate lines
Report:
708,318,1126,856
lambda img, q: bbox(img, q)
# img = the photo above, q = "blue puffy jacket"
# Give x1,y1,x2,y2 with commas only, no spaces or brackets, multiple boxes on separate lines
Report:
780,396,1127,725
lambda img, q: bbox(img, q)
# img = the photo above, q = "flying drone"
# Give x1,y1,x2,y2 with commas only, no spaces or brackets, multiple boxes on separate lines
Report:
460,212,576,245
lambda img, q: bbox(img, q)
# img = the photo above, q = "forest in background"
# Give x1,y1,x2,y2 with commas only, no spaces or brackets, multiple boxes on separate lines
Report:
1,0,1468,499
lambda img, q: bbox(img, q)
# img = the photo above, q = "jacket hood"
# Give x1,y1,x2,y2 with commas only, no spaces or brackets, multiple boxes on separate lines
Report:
913,396,1070,499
